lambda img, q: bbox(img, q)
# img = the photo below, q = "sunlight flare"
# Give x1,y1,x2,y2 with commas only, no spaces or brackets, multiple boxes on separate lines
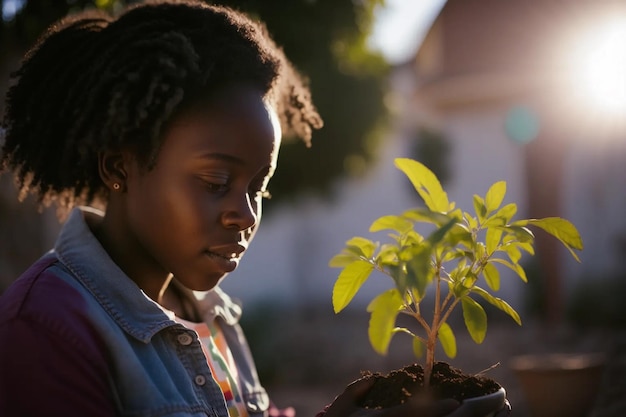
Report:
576,17,626,116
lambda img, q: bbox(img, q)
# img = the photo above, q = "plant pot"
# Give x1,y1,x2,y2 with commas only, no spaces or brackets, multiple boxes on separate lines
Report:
361,362,508,417
510,352,605,417
446,388,506,417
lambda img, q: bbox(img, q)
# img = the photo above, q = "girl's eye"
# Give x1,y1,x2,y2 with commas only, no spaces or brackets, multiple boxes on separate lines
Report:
207,183,229,193
198,177,229,193
206,183,229,193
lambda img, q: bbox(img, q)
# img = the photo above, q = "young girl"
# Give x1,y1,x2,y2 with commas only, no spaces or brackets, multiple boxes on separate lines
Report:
0,1,474,416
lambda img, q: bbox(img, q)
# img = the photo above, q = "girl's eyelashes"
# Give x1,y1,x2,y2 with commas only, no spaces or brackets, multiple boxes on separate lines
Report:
197,176,230,194
196,175,271,199
203,182,230,194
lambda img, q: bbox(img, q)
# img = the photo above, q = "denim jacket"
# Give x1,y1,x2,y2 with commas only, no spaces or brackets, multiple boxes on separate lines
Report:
0,207,269,417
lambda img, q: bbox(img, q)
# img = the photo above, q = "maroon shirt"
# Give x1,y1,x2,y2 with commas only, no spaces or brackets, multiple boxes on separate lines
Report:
0,256,116,416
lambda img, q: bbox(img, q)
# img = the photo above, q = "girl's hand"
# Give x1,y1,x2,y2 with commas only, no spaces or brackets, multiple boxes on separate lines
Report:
268,402,296,417
323,377,461,417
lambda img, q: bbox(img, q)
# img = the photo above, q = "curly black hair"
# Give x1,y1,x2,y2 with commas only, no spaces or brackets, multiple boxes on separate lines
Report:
0,0,322,210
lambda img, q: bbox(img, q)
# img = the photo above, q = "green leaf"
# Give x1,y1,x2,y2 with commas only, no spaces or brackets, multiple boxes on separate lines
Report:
438,321,457,358
485,181,506,213
329,252,359,268
395,158,450,212
370,215,413,234
405,247,433,298
495,203,517,224
461,297,487,344
445,225,472,249
475,242,487,261
472,287,521,325
403,218,456,297
462,272,478,289
517,241,535,255
442,248,469,263
412,337,425,358
503,225,535,243
453,281,470,298
402,208,453,226
375,243,399,266
482,262,500,291
332,260,374,313
484,203,517,227
399,230,424,248
491,258,528,282
451,267,475,297
345,236,377,259
449,208,463,220
464,212,479,230
517,218,583,262
502,235,534,255
486,227,503,254
502,243,522,263
473,195,487,222
449,261,469,283
427,218,458,246
366,289,405,355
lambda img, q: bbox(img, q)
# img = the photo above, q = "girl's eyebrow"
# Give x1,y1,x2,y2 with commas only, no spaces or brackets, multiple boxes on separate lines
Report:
195,152,244,165
196,152,274,177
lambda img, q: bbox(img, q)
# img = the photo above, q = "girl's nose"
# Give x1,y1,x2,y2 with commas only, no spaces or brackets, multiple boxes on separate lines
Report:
221,192,258,231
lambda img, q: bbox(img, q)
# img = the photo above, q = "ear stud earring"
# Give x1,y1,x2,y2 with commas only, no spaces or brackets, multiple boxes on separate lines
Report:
113,183,121,190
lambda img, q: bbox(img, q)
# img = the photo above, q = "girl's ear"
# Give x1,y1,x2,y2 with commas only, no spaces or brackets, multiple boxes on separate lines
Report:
98,149,130,192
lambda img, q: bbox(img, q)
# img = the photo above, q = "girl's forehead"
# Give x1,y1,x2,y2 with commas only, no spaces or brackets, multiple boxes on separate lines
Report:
178,86,279,132
158,87,281,168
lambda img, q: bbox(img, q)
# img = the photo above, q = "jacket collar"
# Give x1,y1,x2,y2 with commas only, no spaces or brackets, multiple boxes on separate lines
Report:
193,286,242,326
163,277,243,326
54,207,177,343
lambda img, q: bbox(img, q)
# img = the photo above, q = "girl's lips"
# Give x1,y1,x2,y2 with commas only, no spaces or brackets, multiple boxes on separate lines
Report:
204,250,238,273
206,250,234,261
207,243,246,259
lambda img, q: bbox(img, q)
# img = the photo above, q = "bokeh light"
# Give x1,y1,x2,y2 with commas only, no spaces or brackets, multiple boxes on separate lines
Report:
505,106,540,144
2,0,25,21
581,18,626,115
573,16,626,117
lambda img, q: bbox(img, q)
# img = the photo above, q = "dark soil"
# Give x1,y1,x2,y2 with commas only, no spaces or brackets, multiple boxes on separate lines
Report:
360,362,501,408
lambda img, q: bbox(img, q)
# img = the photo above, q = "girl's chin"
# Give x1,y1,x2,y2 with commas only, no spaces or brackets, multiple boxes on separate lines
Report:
195,272,229,292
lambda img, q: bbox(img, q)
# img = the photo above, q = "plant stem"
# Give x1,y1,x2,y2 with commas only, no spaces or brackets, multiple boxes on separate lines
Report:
423,252,467,390
423,325,437,388
424,266,443,389
440,291,453,313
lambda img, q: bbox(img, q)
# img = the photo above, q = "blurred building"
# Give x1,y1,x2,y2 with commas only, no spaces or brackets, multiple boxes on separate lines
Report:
407,0,626,323
222,0,626,325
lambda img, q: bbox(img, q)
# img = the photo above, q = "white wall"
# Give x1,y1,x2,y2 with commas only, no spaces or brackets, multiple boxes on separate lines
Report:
561,133,626,292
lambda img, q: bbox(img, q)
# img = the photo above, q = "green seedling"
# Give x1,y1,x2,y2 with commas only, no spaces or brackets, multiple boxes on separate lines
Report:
330,158,583,387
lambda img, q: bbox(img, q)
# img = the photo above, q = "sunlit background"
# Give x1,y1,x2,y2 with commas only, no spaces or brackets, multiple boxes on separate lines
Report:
1,1,625,416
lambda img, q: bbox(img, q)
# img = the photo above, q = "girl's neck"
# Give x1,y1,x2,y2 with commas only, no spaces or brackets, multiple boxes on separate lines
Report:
160,281,203,322
89,209,171,303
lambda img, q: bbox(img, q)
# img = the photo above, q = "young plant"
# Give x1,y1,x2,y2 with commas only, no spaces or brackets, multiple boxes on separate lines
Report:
330,158,583,388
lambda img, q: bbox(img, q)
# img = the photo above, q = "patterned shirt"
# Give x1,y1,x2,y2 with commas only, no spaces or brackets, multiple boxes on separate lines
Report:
177,317,249,417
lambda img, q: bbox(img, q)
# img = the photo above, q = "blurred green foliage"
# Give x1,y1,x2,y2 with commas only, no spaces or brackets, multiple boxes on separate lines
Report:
1,0,391,212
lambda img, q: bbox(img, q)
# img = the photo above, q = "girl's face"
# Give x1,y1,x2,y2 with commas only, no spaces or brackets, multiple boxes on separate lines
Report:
121,86,281,292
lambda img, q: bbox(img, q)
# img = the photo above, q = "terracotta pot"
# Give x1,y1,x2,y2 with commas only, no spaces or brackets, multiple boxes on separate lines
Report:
446,387,507,417
510,353,605,417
